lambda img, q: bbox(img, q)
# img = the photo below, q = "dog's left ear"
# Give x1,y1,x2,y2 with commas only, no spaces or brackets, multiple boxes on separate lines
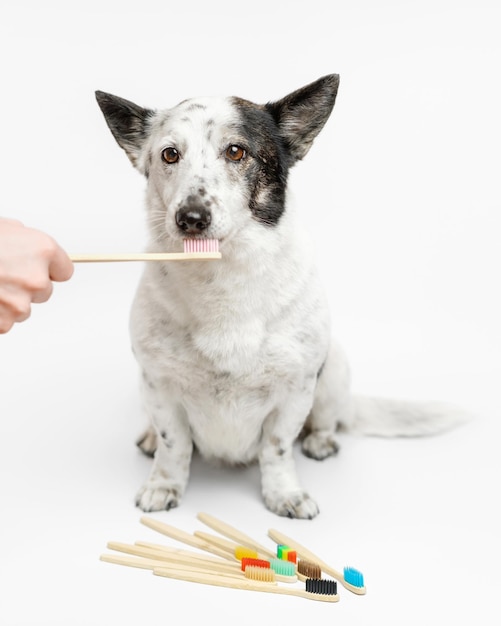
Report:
95,91,155,169
265,74,339,163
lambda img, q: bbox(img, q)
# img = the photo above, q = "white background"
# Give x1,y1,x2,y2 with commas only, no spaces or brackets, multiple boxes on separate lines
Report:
1,1,500,624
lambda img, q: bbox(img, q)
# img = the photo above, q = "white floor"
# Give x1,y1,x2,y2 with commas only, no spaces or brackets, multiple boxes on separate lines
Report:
1,1,500,624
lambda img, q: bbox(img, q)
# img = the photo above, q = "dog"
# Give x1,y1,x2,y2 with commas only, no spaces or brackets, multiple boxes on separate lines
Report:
95,75,468,518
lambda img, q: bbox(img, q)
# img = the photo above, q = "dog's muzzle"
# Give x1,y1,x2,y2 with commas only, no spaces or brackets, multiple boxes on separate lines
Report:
175,207,212,235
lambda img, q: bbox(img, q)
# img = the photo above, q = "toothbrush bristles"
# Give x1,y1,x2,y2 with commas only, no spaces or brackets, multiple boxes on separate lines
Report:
183,238,220,253
343,566,364,588
298,559,322,579
306,578,338,596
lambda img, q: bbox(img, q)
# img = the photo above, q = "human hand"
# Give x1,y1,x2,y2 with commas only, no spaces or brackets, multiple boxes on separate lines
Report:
0,218,74,333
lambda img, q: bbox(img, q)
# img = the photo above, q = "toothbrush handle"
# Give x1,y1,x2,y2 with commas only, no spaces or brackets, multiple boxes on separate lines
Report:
140,516,233,560
197,512,276,560
70,252,221,262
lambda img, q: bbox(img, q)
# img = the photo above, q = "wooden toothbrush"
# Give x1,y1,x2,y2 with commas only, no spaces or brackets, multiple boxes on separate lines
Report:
196,512,277,560
70,239,221,262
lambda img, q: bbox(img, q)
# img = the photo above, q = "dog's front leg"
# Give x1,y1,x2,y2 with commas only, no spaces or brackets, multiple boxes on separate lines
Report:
135,380,193,512
259,382,320,519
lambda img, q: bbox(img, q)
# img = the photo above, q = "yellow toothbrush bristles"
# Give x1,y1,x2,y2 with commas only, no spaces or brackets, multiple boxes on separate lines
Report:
235,546,258,560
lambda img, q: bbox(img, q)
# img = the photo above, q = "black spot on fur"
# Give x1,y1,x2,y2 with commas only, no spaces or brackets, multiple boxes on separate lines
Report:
228,75,339,226
231,98,290,226
160,430,174,448
159,264,169,278
317,360,326,379
187,102,207,112
141,370,156,389
144,150,152,178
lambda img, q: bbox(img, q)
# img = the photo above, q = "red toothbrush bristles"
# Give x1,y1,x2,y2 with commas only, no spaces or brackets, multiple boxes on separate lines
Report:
183,238,220,253
240,557,270,572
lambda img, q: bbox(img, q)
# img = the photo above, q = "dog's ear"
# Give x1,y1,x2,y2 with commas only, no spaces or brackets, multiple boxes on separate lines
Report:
265,74,339,163
95,91,155,169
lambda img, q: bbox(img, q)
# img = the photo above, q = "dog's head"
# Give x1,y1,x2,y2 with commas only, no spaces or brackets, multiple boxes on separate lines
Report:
95,75,339,249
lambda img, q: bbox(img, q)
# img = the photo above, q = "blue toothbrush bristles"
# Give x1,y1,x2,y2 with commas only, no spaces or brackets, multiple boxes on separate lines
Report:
343,566,364,588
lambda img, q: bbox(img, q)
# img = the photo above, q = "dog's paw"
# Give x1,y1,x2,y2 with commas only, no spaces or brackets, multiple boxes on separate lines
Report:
136,427,157,458
135,483,180,512
263,490,320,519
301,431,340,460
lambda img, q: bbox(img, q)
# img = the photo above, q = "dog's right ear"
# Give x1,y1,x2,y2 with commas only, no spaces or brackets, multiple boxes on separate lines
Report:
265,74,340,163
95,91,155,170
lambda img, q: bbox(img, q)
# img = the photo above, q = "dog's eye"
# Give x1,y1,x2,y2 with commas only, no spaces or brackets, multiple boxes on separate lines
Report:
161,147,180,164
225,145,246,162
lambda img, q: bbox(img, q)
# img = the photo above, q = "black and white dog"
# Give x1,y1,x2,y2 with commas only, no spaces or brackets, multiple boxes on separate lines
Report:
96,75,467,518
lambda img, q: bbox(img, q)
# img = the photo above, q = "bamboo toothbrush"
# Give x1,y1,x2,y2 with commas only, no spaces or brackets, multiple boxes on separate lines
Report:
140,516,238,561
104,541,239,576
134,540,238,565
192,530,242,556
153,566,339,603
100,553,245,579
196,512,277,560
70,251,221,262
268,528,366,595
100,553,173,571
193,530,276,563
70,239,221,262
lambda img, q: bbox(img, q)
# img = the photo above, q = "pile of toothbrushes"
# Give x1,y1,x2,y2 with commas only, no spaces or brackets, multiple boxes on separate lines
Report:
100,512,365,603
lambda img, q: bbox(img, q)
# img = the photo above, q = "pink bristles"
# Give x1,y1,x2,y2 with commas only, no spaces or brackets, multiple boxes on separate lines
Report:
183,239,220,254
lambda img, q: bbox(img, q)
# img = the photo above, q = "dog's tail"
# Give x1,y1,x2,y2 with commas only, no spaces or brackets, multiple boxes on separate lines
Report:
341,395,472,437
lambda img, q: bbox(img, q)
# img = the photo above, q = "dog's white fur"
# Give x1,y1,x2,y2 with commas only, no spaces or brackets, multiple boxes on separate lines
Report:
96,76,468,518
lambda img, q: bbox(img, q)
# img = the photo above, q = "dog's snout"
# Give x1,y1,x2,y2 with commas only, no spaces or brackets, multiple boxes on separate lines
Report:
175,207,212,234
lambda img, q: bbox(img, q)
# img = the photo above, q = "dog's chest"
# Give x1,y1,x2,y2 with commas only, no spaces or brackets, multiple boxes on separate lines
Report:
131,251,329,462
148,328,301,462
135,256,318,371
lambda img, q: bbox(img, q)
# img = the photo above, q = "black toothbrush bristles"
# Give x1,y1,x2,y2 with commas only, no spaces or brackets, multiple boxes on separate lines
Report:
306,578,338,596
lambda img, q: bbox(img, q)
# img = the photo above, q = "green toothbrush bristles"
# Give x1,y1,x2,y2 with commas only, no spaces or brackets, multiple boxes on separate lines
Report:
343,566,364,588
269,558,296,577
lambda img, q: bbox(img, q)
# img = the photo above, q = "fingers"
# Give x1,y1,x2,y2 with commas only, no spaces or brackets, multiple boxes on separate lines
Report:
48,241,74,283
29,276,55,304
29,231,74,283
0,275,55,332
0,275,56,333
0,307,16,334
0,289,33,334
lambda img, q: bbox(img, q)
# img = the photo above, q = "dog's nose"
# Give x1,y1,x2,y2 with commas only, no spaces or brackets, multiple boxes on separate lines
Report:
175,207,212,234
